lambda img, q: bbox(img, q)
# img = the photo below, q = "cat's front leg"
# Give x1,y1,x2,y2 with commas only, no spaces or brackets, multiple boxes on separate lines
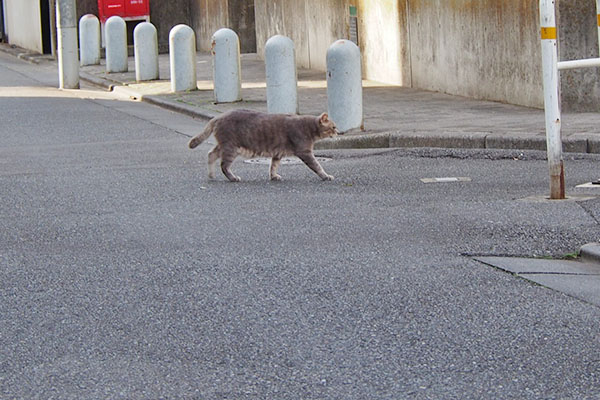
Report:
270,157,282,181
296,151,334,181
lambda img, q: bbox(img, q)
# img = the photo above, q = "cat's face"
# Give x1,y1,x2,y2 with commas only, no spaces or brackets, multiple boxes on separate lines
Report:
319,113,341,137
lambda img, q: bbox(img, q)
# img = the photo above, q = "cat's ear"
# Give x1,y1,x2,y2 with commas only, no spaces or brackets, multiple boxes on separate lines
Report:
319,113,329,124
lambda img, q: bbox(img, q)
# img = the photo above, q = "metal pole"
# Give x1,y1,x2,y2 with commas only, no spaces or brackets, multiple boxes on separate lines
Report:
597,0,600,55
540,0,565,199
56,0,79,89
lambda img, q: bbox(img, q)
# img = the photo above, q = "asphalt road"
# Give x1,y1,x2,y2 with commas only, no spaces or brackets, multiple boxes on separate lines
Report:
1,52,600,399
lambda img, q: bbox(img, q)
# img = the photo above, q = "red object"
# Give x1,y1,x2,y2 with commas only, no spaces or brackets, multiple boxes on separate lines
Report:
97,0,150,23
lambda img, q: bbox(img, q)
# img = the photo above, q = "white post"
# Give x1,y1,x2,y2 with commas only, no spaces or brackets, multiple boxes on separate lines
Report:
134,22,159,82
597,0,600,55
105,16,128,73
212,28,242,103
326,39,363,133
56,0,79,89
169,24,197,92
540,0,565,200
265,35,298,114
79,14,100,66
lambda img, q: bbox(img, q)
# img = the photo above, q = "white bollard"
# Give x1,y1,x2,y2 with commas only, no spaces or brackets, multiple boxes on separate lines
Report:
105,16,128,73
169,24,197,92
56,0,79,89
539,0,565,199
326,39,363,132
134,22,159,82
212,28,241,103
265,35,298,114
79,14,100,66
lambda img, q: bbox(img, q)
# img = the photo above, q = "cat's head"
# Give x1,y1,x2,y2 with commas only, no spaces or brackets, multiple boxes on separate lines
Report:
318,113,341,137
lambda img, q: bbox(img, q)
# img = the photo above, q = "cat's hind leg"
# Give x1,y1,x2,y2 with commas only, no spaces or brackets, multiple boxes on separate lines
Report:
220,147,241,182
270,157,282,181
207,145,221,179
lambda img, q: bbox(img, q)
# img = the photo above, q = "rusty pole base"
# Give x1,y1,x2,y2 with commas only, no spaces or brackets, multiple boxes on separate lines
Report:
549,161,566,200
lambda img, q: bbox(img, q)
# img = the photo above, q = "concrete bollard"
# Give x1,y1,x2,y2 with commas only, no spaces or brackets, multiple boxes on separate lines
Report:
326,39,363,132
105,16,128,73
169,24,197,92
79,14,100,66
134,22,159,82
56,0,79,89
265,35,298,114
211,28,241,103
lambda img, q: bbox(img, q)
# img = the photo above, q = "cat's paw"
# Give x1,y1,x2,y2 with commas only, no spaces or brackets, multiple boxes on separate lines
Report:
270,174,282,181
228,175,241,182
321,174,335,181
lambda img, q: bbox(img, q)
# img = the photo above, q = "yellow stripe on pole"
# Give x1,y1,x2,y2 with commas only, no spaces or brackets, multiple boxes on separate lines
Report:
597,14,600,26
541,27,557,40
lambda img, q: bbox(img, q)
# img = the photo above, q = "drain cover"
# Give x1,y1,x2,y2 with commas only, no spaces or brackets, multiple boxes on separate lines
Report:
576,181,600,188
243,157,331,165
420,177,471,183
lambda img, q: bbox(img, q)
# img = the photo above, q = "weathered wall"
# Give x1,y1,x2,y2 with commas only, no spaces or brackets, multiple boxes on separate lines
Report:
255,0,348,70
191,0,225,51
407,0,542,108
5,0,43,53
190,0,255,53
77,0,97,17
228,0,256,53
149,0,190,52
357,0,411,86
254,1,310,67
558,0,600,111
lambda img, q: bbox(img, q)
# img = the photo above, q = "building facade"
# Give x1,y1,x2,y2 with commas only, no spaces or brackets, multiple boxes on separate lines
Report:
3,0,599,111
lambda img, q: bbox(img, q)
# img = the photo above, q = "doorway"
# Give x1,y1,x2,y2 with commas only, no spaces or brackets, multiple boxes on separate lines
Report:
0,0,5,42
40,0,51,53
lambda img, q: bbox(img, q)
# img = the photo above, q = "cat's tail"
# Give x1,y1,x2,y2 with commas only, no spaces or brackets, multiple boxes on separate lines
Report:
188,119,216,149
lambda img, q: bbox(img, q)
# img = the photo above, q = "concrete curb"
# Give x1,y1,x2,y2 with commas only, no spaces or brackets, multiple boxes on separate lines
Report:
143,95,219,120
315,130,600,154
580,243,600,265
79,71,116,90
0,44,51,64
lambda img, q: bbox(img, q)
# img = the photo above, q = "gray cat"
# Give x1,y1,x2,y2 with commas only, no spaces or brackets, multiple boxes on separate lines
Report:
188,109,341,182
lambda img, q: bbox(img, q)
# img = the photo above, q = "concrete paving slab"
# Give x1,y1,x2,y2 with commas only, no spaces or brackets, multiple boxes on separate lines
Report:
475,256,600,306
475,256,600,275
520,274,600,307
580,243,600,264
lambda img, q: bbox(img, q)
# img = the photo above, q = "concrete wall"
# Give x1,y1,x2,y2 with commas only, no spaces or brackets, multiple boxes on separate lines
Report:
4,0,43,53
255,0,600,110
357,0,410,86
190,0,255,53
558,0,600,112
254,0,348,71
150,0,191,52
191,0,227,51
406,0,542,108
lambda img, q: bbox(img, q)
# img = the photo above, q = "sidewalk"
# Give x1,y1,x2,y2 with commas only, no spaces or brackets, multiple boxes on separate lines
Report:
79,52,600,153
3,42,600,153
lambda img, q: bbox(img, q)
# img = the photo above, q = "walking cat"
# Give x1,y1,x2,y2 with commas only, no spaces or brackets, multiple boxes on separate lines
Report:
188,109,341,182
